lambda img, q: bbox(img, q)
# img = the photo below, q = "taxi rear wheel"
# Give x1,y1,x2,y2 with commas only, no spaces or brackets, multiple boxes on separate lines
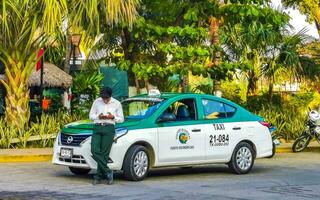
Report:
69,167,91,175
228,142,254,174
123,145,150,181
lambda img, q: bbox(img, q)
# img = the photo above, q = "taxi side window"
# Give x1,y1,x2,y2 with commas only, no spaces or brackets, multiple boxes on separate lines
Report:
225,104,236,118
160,98,197,121
202,99,236,119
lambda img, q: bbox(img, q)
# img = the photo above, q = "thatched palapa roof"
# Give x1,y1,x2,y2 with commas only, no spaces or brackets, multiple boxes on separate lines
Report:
0,62,72,89
29,62,72,89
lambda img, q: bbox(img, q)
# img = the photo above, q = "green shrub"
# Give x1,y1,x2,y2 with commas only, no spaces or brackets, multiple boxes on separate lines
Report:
72,70,103,118
0,119,17,148
254,105,306,141
0,111,82,149
220,80,246,105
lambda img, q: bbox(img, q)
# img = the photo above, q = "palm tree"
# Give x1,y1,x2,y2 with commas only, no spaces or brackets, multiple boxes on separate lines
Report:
0,0,67,130
63,0,140,73
281,0,320,38
0,0,139,130
263,30,313,101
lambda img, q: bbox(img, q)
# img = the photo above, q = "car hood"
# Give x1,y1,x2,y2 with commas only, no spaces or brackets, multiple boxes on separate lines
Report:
61,119,142,135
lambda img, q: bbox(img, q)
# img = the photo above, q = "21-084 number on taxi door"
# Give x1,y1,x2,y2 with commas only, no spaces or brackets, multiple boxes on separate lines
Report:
209,134,229,146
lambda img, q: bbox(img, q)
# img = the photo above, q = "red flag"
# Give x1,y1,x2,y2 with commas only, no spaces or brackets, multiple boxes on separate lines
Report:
36,48,44,71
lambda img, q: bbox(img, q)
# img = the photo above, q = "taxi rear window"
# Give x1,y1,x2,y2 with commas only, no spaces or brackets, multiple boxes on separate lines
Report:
202,99,236,119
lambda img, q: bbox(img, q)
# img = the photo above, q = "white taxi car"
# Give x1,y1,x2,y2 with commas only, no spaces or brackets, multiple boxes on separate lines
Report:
53,91,273,181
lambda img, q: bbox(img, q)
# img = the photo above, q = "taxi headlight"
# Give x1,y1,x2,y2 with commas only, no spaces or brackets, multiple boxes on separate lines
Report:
114,127,128,140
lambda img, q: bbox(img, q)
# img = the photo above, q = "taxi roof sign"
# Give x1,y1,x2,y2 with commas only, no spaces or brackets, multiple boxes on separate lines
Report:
148,89,161,97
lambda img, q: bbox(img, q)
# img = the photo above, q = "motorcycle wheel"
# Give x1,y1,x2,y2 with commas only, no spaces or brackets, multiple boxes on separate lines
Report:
292,134,312,152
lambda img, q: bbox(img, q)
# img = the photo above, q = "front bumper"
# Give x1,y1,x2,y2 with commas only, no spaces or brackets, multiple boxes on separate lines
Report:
52,135,128,170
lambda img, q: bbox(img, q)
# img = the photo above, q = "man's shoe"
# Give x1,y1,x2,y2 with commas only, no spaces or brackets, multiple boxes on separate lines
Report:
92,179,101,185
106,171,113,185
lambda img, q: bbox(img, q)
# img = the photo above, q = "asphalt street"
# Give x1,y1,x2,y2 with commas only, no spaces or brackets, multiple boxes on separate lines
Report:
1,152,320,200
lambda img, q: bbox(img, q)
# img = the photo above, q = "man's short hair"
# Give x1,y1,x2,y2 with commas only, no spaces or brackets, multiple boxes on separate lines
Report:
100,87,112,98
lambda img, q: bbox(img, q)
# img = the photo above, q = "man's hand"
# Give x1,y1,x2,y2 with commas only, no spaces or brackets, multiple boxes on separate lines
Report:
99,113,114,120
99,113,106,120
106,112,115,120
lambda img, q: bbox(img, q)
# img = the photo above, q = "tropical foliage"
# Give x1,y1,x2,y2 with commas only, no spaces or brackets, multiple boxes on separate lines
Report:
71,71,104,118
0,0,320,149
0,111,81,149
0,0,139,131
281,0,320,37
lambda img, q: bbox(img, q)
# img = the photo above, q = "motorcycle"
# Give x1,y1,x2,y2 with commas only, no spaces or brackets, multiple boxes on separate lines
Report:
292,109,320,152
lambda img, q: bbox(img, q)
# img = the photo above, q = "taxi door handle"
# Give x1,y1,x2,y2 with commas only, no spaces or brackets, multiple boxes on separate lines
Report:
192,129,201,132
233,127,241,130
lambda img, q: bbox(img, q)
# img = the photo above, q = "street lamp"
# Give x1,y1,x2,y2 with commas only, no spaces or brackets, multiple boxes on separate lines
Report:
70,34,82,74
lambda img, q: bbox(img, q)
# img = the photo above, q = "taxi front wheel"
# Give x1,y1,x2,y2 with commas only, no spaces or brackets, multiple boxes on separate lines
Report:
123,145,150,181
228,142,255,174
69,167,91,175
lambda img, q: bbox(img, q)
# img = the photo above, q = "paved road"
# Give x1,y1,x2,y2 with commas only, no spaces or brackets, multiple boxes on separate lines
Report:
1,152,320,200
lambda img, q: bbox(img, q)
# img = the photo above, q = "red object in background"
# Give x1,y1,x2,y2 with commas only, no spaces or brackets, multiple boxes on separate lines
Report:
36,48,44,71
42,98,51,110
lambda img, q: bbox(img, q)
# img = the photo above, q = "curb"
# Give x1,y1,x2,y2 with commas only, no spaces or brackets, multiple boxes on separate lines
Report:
0,155,52,163
276,146,320,153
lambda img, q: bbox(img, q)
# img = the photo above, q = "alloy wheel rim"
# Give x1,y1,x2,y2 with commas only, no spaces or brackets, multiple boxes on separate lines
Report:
236,147,252,171
133,151,148,177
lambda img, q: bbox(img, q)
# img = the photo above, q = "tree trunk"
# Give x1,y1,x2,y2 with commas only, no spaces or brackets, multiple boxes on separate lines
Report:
209,16,222,96
314,8,320,39
315,21,320,40
213,80,222,97
121,28,141,94
182,75,189,93
134,77,141,94
63,31,71,73
268,81,274,103
1,60,32,131
246,70,259,99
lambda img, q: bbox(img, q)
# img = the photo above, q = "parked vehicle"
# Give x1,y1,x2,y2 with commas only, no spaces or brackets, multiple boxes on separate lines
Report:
53,90,273,181
292,110,320,152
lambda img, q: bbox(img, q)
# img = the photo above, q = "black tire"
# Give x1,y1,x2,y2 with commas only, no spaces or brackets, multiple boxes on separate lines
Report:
267,142,276,158
292,134,312,152
228,142,255,174
123,145,150,181
69,167,91,175
180,166,193,169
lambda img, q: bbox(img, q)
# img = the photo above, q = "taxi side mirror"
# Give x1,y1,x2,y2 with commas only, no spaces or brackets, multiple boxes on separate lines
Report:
157,113,176,123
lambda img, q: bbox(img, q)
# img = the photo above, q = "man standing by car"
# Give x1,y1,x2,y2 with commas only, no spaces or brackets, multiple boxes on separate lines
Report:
89,87,124,185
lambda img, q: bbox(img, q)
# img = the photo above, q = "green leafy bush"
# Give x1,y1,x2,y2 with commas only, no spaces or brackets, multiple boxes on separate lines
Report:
220,80,246,105
72,70,104,118
0,111,81,149
246,92,282,111
254,105,306,141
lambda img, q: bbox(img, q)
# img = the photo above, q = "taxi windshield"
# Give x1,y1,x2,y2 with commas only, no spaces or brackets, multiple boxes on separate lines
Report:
122,98,165,120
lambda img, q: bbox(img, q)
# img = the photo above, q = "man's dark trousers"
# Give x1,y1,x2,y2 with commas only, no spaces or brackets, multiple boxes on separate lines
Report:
91,124,115,181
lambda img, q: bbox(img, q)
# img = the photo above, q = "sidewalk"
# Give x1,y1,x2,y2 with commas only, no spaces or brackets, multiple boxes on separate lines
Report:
0,142,319,163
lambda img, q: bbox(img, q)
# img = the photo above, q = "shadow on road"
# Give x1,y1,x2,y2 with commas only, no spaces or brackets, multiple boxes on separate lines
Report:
52,164,274,182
